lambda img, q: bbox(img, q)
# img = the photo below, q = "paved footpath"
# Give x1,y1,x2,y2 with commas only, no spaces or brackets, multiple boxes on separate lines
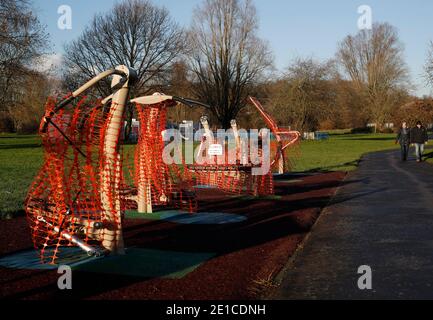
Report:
273,149,433,299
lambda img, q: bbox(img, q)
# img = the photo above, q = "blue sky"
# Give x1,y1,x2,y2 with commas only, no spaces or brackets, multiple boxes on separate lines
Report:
34,0,433,96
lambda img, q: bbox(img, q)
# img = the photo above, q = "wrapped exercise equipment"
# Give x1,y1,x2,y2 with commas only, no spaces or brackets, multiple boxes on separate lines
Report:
25,66,135,263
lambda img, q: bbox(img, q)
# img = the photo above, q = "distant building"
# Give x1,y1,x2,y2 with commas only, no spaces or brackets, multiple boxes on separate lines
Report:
367,123,394,129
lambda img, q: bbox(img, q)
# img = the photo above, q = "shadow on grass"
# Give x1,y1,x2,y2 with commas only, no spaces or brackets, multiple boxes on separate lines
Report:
0,136,38,139
1,210,25,220
338,137,395,141
424,150,433,160
275,177,366,197
0,143,41,150
294,160,361,174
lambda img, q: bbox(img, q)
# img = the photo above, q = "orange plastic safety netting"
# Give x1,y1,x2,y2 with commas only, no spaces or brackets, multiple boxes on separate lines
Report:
191,167,275,196
24,94,299,264
270,131,301,172
186,129,300,197
25,97,196,264
125,102,197,213
25,96,120,263
188,150,275,196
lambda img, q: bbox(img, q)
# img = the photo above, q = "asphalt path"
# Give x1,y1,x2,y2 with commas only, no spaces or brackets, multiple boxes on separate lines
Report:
273,149,433,299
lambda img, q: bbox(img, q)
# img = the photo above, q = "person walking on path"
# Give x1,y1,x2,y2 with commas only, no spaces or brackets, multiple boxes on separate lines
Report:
410,121,429,162
396,122,411,161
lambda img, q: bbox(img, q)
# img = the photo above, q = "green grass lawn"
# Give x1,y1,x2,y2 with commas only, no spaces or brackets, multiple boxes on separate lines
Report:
0,134,43,219
0,132,399,219
292,133,398,172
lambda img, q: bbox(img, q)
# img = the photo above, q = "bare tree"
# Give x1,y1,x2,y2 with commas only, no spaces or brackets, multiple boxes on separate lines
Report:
337,23,410,130
8,70,52,133
426,41,433,88
333,78,370,129
164,61,204,124
188,0,273,129
63,0,186,97
267,58,337,132
0,0,49,132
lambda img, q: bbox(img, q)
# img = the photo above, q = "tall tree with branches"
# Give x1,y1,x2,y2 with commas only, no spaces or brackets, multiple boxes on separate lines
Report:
0,0,49,132
188,0,273,128
337,23,410,130
63,0,185,97
267,58,337,132
63,0,186,138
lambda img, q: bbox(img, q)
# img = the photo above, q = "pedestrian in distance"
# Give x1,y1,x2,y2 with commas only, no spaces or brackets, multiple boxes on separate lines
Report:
410,121,429,162
395,121,411,161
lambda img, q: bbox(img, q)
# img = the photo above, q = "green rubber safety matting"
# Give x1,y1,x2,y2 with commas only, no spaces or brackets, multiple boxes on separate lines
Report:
273,179,303,184
0,247,93,270
193,185,215,189
0,247,215,279
125,210,248,224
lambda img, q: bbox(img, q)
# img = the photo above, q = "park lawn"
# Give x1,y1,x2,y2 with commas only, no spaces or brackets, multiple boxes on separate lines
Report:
0,132,399,219
292,133,398,172
0,134,43,219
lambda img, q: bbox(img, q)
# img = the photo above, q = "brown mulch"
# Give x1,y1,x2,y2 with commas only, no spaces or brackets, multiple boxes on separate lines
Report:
0,172,346,300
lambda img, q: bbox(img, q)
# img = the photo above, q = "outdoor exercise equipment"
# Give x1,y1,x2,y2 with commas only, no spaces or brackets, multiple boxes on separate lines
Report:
25,80,209,263
26,66,137,263
248,97,301,175
128,95,198,214
188,97,301,195
25,66,300,264
188,115,273,196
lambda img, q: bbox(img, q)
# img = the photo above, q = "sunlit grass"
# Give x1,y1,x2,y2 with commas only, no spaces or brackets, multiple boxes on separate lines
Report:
292,133,398,172
0,134,43,219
